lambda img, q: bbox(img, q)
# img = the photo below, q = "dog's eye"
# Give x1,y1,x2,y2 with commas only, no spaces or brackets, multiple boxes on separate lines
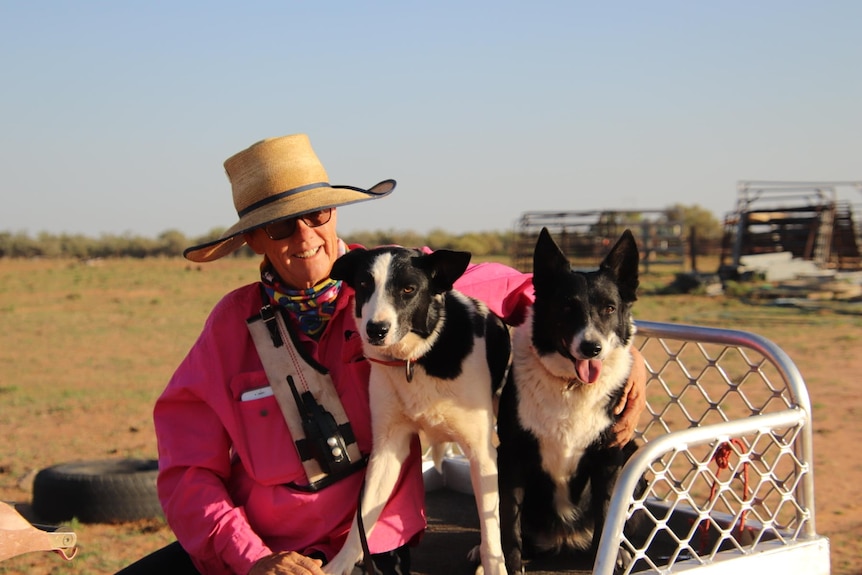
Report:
603,305,616,315
402,286,415,295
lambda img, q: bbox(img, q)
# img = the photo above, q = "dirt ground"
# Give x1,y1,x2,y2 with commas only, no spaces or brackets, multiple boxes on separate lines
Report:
0,259,859,574
802,327,862,575
737,315,862,575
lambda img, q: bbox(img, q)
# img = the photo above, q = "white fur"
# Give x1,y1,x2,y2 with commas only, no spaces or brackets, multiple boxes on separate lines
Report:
323,261,507,575
510,308,634,527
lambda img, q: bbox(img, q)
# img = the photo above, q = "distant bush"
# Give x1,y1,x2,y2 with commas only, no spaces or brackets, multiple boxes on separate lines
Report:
0,229,516,260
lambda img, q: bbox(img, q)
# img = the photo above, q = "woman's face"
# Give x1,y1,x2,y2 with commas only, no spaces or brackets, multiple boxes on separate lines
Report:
245,209,339,289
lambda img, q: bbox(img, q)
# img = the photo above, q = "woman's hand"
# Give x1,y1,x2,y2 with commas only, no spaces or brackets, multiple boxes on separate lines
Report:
248,551,327,575
609,346,648,448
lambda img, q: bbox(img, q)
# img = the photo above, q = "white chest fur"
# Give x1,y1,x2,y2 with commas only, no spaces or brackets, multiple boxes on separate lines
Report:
369,339,494,446
510,325,632,483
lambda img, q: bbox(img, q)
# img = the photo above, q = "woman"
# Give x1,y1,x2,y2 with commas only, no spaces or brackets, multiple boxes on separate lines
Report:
117,134,646,575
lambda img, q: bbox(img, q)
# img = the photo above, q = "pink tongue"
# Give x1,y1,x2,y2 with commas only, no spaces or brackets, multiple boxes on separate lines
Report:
576,359,602,384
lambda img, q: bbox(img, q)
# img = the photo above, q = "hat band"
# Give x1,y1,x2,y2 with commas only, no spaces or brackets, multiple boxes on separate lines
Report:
237,182,331,218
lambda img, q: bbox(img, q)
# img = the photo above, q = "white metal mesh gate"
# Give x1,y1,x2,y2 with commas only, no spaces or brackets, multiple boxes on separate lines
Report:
595,321,829,575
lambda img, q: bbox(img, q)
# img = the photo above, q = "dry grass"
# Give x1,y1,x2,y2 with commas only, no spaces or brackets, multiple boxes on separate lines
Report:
0,257,859,574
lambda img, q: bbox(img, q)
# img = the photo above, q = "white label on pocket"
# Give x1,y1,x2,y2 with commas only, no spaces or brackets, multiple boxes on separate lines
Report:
240,386,274,401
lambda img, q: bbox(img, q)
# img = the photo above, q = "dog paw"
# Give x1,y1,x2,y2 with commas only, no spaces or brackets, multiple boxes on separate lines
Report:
471,555,509,575
475,563,509,575
466,546,509,575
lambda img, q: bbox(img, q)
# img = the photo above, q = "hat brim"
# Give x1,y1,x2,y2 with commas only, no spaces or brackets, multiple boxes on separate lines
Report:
184,179,395,262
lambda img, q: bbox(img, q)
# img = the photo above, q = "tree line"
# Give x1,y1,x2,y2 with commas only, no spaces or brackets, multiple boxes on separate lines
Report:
0,228,520,260
0,204,723,260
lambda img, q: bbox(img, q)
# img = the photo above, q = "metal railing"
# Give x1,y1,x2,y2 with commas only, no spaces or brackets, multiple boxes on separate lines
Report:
594,321,828,575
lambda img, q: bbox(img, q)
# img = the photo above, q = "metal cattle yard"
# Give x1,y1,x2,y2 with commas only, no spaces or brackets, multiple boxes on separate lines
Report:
719,180,862,277
511,210,687,274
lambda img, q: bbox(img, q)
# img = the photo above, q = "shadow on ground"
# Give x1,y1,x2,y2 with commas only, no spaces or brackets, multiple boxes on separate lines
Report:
411,490,594,575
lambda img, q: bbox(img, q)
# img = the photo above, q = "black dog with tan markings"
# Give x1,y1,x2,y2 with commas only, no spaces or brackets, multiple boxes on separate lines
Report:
497,228,644,573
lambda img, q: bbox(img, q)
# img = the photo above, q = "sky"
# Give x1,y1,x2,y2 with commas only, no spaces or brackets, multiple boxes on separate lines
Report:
2,1,861,240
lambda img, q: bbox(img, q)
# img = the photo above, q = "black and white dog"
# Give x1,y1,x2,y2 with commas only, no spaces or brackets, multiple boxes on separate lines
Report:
496,228,643,573
325,246,511,575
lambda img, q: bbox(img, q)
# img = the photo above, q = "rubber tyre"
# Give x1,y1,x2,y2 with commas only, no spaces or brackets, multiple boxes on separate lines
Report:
32,458,162,524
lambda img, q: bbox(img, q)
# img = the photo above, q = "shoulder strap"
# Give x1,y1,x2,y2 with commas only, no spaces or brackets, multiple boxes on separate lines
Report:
247,302,365,491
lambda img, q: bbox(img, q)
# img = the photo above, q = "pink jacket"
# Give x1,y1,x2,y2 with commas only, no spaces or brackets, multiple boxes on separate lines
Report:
154,259,533,575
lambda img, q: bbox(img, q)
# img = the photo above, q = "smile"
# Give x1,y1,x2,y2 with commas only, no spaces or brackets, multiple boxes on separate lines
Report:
294,246,321,259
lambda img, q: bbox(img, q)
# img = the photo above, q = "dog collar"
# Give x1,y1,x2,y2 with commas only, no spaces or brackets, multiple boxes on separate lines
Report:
365,357,417,382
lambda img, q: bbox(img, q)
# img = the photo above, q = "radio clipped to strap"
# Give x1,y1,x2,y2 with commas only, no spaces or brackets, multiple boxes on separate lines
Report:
285,374,355,476
247,304,365,491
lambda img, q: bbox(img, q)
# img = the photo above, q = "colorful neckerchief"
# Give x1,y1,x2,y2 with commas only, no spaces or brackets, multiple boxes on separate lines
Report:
260,240,347,339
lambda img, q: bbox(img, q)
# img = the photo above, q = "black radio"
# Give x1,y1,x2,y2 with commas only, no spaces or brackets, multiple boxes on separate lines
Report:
286,375,353,475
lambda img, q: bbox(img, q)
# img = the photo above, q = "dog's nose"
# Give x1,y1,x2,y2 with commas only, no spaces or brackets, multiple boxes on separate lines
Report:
580,341,602,357
366,321,390,344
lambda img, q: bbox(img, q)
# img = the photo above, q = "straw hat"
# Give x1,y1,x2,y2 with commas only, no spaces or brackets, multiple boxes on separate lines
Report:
184,134,395,262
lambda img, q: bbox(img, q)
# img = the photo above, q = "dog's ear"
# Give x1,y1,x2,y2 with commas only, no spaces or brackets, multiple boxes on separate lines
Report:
330,248,368,286
417,249,471,293
532,227,570,290
600,229,639,301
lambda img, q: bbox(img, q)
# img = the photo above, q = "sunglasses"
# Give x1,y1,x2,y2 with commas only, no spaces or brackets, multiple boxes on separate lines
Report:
264,208,333,241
